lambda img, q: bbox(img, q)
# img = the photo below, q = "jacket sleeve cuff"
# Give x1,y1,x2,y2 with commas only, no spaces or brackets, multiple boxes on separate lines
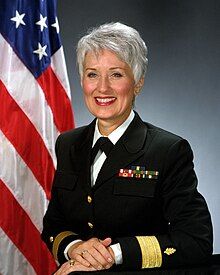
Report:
114,236,142,270
51,231,78,263
136,236,162,268
64,239,83,260
110,243,123,265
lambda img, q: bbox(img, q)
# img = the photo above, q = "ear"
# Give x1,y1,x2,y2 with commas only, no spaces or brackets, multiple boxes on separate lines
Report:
134,77,144,95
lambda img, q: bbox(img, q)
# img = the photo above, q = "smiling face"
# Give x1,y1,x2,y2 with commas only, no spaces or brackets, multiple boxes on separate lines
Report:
82,49,141,133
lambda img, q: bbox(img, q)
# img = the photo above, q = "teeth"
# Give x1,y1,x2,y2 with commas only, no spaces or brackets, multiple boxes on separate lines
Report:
96,97,115,103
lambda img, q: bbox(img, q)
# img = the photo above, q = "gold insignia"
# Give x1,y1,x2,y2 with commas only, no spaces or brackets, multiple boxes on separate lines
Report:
164,248,176,255
88,222,94,228
87,195,92,203
136,236,162,268
52,231,76,260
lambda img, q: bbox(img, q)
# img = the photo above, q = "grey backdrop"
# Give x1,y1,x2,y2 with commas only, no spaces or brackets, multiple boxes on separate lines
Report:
58,0,220,253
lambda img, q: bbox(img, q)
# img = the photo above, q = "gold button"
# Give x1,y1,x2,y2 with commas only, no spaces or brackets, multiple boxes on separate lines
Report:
87,195,92,203
49,236,54,243
88,222,93,228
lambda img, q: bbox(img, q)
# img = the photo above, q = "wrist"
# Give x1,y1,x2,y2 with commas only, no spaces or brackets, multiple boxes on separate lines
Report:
68,240,83,258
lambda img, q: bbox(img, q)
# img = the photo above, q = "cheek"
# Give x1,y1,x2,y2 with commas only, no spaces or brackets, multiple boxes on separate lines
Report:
82,82,94,96
116,83,135,100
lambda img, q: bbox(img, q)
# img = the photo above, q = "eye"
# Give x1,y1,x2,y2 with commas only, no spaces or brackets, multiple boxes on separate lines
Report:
112,72,123,78
87,72,97,78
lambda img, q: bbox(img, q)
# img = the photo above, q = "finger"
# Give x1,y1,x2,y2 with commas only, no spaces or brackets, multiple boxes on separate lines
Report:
71,238,113,268
81,249,104,270
89,247,111,268
99,237,112,247
108,246,115,259
73,262,96,271
61,261,96,274
59,266,76,275
54,262,72,275
73,253,91,267
54,259,96,275
93,241,114,264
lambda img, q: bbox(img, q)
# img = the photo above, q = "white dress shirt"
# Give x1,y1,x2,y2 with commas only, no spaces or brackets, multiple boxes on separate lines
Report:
64,111,135,265
91,110,135,185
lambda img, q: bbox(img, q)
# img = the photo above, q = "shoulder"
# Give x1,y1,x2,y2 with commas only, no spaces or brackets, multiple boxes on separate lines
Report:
55,119,95,150
127,112,191,153
132,111,183,142
145,122,183,144
134,111,184,146
133,112,192,156
58,125,88,143
143,121,193,159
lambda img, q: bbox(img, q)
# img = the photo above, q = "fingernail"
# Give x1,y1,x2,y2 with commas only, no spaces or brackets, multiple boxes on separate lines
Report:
108,257,112,262
98,265,102,270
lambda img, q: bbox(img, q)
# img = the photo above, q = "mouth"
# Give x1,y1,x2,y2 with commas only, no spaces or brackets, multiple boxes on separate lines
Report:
95,97,116,106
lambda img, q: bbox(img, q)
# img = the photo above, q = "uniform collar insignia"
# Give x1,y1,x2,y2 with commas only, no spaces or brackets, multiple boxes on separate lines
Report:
164,248,176,255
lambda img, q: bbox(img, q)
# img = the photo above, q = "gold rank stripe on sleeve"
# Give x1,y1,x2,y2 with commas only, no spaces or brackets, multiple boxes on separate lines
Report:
136,236,162,268
52,231,76,261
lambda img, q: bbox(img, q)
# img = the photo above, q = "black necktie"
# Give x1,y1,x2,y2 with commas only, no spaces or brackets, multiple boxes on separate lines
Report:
91,137,114,164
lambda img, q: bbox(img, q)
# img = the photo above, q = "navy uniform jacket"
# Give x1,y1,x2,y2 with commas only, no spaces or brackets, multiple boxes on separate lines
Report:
41,112,213,270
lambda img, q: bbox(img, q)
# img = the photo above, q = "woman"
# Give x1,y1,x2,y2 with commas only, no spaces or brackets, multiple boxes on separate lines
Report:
42,22,213,274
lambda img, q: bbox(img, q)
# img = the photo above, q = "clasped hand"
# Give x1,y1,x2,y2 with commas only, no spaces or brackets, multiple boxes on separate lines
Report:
54,237,115,274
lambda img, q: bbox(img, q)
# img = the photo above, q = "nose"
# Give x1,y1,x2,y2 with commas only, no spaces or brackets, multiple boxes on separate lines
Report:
97,76,110,93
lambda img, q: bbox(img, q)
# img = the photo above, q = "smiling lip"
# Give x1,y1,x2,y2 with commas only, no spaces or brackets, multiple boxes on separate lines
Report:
95,97,116,106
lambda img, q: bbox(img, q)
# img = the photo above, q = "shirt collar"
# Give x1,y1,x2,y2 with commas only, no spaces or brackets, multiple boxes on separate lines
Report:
92,110,135,147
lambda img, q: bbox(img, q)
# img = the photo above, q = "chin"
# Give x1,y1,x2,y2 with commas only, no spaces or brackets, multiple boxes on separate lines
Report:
92,110,115,120
96,115,114,121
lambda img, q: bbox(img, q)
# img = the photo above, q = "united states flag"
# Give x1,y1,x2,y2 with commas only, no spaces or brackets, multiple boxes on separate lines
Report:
0,0,74,274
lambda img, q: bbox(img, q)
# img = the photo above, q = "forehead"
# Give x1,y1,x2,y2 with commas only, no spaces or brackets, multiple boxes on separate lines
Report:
83,49,128,68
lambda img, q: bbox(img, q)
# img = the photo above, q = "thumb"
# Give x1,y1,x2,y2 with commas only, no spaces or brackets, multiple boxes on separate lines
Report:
99,237,112,247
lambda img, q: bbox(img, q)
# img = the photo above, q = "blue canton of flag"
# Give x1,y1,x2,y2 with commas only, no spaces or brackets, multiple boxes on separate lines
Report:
0,0,61,78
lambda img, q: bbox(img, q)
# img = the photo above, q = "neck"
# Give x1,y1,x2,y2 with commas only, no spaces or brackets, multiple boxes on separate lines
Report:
98,122,118,136
97,111,131,136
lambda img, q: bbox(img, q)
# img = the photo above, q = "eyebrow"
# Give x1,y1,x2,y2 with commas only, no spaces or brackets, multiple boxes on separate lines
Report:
85,66,125,71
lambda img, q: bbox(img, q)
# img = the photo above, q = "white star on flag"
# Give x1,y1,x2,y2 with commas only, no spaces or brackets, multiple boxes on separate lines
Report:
51,17,60,33
33,42,48,60
36,14,48,32
10,10,26,28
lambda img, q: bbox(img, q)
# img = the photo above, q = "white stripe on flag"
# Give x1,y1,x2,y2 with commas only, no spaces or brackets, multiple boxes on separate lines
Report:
0,130,48,232
0,228,35,275
51,46,72,99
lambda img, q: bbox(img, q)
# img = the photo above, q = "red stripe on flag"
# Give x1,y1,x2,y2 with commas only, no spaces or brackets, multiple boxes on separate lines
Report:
0,80,55,200
37,66,74,132
0,179,57,274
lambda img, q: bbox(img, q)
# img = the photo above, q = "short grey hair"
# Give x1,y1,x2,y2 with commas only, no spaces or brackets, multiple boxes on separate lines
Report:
76,22,148,84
